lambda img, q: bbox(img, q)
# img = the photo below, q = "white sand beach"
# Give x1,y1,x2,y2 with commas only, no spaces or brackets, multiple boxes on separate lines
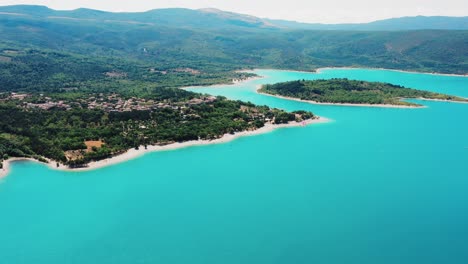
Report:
255,86,426,108
240,67,468,77
414,97,468,104
0,117,329,178
182,75,262,90
315,67,468,77
1,157,43,179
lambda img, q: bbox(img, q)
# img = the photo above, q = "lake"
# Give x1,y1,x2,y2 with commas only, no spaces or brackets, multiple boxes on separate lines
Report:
1,68,468,264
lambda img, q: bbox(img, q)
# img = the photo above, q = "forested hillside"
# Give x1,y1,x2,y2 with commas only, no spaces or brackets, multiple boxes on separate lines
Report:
0,5,467,168
0,6,467,76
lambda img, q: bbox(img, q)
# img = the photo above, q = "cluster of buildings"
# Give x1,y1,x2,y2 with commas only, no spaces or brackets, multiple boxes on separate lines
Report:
2,91,220,113
0,93,72,110
148,67,200,75
2,92,29,101
25,101,72,110
4,93,71,110
85,94,217,112
239,105,271,122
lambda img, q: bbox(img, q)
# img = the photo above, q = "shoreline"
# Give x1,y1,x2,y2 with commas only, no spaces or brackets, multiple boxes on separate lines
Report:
185,66,467,92
256,86,426,108
315,67,468,77
0,117,329,179
413,97,468,104
245,68,317,75
3,67,464,179
182,75,263,90
185,67,468,110
1,158,37,180
256,86,468,108
248,67,468,77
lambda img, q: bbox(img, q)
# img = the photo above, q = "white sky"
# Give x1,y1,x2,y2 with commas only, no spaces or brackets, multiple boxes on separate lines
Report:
0,0,466,23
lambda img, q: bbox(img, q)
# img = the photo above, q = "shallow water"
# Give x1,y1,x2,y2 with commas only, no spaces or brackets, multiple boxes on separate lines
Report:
1,69,468,264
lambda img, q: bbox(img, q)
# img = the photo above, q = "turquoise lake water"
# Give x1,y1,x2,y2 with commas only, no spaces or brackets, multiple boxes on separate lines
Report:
1,68,468,264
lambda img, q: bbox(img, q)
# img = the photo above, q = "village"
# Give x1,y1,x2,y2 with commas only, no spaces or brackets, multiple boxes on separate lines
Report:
0,92,219,112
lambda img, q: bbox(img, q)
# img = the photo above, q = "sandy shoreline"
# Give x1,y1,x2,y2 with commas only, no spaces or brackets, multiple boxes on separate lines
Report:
0,117,329,179
240,67,468,77
315,67,468,77
3,67,464,179
413,97,468,104
182,75,263,90
184,68,463,109
256,86,468,108
255,86,427,108
185,67,467,92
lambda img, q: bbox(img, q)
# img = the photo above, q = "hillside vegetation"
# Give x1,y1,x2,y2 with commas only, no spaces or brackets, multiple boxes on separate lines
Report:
259,79,468,106
0,90,315,167
0,5,467,168
0,6,467,76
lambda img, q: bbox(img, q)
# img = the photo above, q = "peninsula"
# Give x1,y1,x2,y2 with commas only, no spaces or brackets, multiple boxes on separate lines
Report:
258,79,468,107
0,88,317,175
1,5,467,177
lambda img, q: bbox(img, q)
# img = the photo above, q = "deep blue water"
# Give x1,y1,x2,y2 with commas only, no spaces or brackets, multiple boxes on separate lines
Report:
1,69,468,264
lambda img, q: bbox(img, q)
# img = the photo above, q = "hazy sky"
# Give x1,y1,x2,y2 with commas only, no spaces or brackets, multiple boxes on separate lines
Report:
0,0,466,23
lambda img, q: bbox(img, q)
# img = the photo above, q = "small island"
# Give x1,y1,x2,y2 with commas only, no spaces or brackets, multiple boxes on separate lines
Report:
258,78,468,107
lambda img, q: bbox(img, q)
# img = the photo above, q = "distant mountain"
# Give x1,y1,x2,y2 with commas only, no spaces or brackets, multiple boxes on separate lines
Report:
0,5,467,74
266,16,468,31
0,5,277,30
0,5,467,31
362,16,468,31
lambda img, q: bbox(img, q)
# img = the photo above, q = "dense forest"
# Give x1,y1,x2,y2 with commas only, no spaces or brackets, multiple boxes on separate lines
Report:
0,49,255,94
0,6,467,75
259,79,468,106
0,5,467,169
0,95,314,167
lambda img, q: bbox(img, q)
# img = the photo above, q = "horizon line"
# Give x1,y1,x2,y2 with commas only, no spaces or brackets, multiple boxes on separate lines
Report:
1,4,467,25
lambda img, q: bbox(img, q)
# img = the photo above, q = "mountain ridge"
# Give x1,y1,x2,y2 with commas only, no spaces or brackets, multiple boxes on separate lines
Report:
0,5,467,30
0,4,467,75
